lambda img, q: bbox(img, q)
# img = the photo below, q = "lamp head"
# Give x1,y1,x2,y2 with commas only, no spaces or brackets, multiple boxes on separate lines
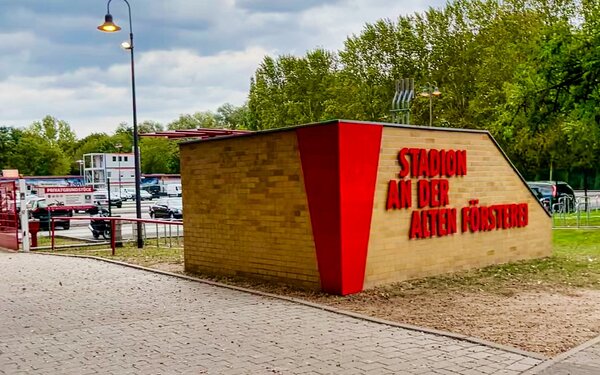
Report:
432,87,442,96
97,14,122,32
120,41,132,50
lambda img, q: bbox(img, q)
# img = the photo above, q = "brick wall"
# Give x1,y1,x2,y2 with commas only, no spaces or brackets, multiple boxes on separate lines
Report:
180,122,552,294
180,131,321,289
363,127,552,289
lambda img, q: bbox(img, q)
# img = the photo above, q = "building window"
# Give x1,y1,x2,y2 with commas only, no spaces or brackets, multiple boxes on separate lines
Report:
118,156,122,162
112,156,116,162
107,171,112,178
124,156,128,162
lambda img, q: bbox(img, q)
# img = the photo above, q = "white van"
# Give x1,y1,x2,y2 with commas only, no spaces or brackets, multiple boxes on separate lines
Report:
120,188,134,201
165,184,182,197
92,190,109,206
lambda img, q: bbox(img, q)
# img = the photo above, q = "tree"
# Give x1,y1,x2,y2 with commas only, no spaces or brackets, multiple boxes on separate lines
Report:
167,112,220,130
11,132,70,175
216,103,254,129
0,127,22,171
28,115,77,149
249,49,338,129
492,6,600,179
140,137,176,174
137,120,164,134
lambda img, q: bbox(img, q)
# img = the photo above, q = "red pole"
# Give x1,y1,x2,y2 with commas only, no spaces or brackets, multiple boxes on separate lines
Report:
51,217,55,251
111,219,116,256
12,182,18,249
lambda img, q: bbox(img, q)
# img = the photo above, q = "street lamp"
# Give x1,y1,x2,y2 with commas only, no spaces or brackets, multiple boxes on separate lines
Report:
115,143,123,191
76,160,84,186
76,160,84,176
98,0,143,248
420,82,441,126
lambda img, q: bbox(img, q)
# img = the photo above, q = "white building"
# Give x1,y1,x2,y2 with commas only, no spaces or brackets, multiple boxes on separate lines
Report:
83,153,135,190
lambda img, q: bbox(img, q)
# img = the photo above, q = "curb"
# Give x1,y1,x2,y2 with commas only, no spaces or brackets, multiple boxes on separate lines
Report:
522,334,600,374
33,251,546,361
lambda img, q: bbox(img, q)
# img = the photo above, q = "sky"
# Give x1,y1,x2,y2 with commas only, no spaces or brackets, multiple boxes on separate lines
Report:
0,0,444,137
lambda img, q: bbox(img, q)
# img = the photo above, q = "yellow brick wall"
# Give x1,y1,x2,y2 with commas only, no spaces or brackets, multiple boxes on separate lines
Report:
180,132,320,289
364,127,552,288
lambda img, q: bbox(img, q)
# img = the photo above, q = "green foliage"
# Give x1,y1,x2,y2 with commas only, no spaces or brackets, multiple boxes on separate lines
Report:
249,49,339,129
11,132,70,175
0,127,23,171
0,105,254,176
167,112,218,130
4,0,600,184
140,137,176,174
244,0,600,183
167,104,254,130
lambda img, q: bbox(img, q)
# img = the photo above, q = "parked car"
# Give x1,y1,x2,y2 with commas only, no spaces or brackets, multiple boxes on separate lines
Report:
123,188,152,201
139,189,153,201
93,190,122,208
120,188,133,201
16,195,38,213
527,181,575,212
528,185,550,212
165,184,182,197
149,198,183,219
28,198,73,230
143,185,162,199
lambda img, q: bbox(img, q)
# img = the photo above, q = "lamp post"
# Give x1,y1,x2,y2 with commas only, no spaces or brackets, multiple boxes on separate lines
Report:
76,160,84,177
115,143,123,191
98,0,143,248
420,82,441,126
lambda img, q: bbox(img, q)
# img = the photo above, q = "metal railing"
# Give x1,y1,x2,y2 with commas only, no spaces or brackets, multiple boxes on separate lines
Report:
552,195,600,229
30,216,184,254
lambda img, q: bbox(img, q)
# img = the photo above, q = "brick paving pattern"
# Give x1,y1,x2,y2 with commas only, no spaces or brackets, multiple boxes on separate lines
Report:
0,252,542,374
531,340,600,375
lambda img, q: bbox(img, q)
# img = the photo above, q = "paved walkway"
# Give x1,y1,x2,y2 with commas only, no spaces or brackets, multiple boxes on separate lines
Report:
526,336,600,375
0,252,543,374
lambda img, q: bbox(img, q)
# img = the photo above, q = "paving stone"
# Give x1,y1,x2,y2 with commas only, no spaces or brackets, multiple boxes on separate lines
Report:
0,252,542,374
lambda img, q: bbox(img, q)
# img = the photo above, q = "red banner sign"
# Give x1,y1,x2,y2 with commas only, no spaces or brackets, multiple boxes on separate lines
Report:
44,187,94,193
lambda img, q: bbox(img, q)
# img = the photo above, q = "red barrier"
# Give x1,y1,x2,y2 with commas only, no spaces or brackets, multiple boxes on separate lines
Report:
0,181,18,250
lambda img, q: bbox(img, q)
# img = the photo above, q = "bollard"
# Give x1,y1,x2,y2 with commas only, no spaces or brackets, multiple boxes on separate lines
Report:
28,220,40,248
112,216,123,247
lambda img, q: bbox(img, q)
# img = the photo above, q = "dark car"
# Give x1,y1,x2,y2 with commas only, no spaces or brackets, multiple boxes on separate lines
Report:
28,198,73,230
110,197,123,208
528,185,550,212
149,198,183,219
92,190,122,208
142,185,162,199
527,181,575,212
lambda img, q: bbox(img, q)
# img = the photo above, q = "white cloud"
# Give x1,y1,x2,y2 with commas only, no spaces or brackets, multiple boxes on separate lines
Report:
0,46,267,136
0,0,445,137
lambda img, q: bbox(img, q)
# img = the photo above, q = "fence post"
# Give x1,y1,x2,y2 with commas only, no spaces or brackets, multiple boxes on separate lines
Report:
111,219,116,256
18,179,30,252
51,217,55,251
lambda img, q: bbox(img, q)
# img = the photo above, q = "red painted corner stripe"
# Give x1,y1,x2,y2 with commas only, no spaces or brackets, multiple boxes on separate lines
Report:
338,122,382,295
297,121,382,295
297,124,342,294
